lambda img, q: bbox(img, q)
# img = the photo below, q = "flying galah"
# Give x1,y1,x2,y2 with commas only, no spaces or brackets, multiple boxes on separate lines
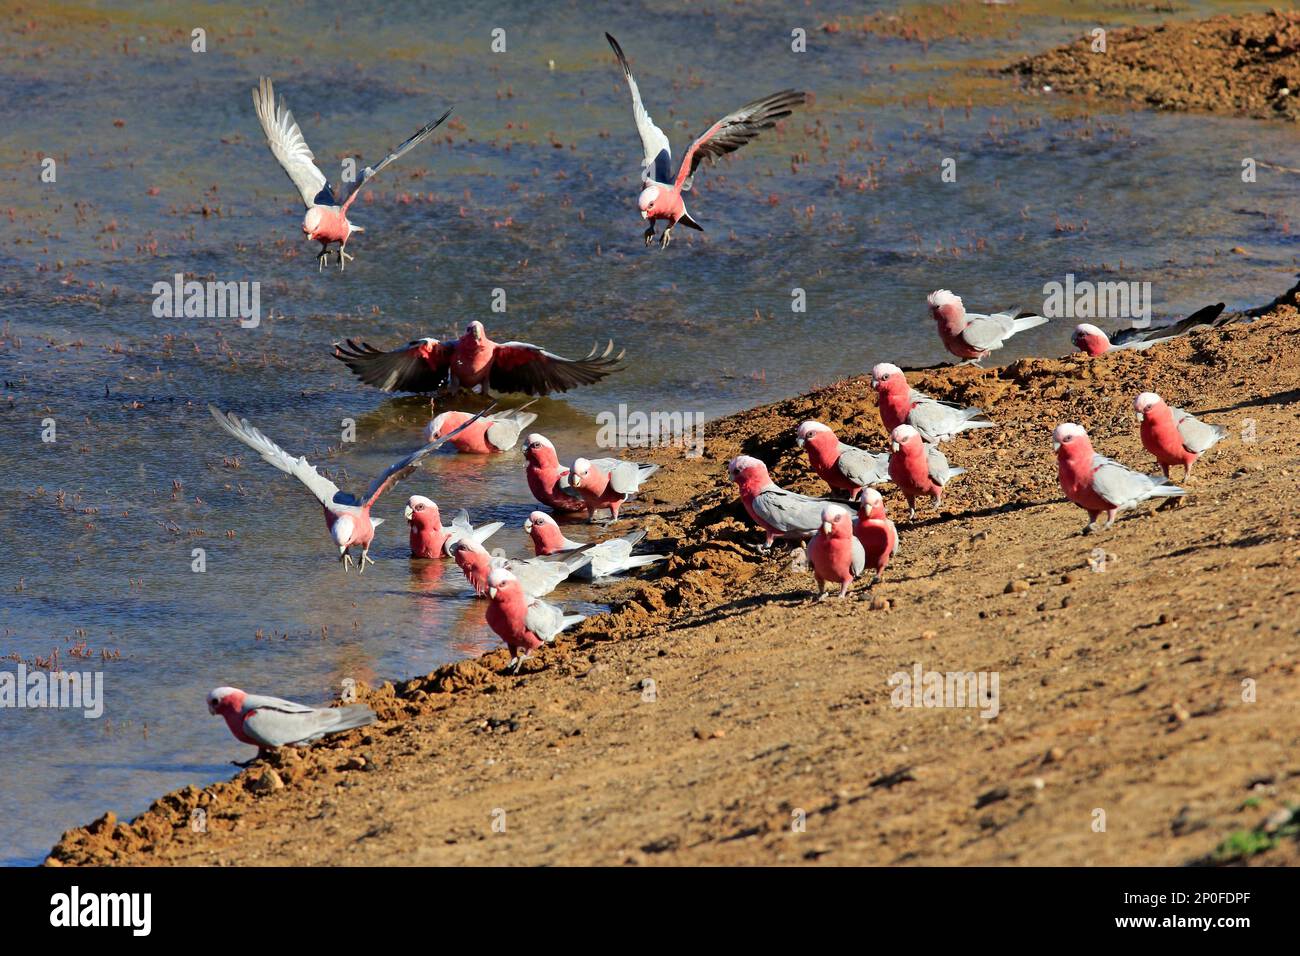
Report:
207,686,375,759
871,363,994,443
1073,304,1231,355
727,455,840,550
605,33,806,249
425,402,538,453
807,504,866,600
796,421,890,499
485,568,586,673
252,77,451,272
524,512,665,579
567,457,659,522
854,488,899,583
449,538,592,599
888,424,964,519
1053,423,1185,533
208,403,491,571
927,290,1048,363
334,323,624,396
1134,392,1226,481
523,434,586,514
405,497,502,558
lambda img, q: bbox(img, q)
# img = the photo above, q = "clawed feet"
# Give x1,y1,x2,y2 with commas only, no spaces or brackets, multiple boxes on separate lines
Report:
644,225,656,247
659,227,673,249
338,248,354,270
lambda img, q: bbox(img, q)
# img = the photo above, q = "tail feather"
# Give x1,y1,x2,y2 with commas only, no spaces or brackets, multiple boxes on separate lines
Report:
472,521,504,545
370,517,385,528
1011,314,1049,335
329,705,377,734
560,613,586,630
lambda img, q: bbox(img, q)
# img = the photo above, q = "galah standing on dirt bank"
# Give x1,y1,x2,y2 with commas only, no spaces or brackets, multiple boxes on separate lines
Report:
871,363,994,443
605,33,806,249
888,424,964,520
807,504,866,600
252,77,451,272
449,538,592,599
854,488,899,583
207,687,376,761
927,290,1048,364
404,497,502,558
522,434,586,514
485,568,586,673
524,512,665,579
425,403,538,453
1071,324,1169,356
796,421,889,500
567,456,659,522
1134,392,1226,481
727,455,840,550
334,322,624,396
209,404,491,572
1072,303,1232,354
1053,423,1186,533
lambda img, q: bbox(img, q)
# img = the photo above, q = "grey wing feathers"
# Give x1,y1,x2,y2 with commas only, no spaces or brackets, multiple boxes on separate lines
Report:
208,405,350,509
597,460,658,495
361,403,497,505
252,77,334,208
605,33,673,185
924,444,961,485
681,89,806,191
850,536,867,578
242,702,376,748
960,314,1015,351
525,598,582,643
836,447,891,487
1171,409,1227,454
341,107,453,204
1091,458,1185,510
751,487,829,536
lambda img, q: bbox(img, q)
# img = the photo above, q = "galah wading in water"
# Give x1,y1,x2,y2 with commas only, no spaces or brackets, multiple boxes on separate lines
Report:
796,421,889,500
207,686,376,765
425,401,538,453
807,504,866,600
854,487,899,584
605,33,806,249
1053,423,1185,534
1074,303,1231,355
486,568,586,673
404,497,503,559
522,433,586,514
1133,392,1226,481
449,538,593,599
927,290,1048,364
871,363,994,443
727,455,842,551
887,424,965,520
524,512,665,579
251,76,451,271
567,456,659,523
209,403,492,571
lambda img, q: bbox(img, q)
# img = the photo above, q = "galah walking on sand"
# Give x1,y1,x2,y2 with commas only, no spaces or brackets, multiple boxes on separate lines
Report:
854,488,899,583
927,290,1048,364
486,568,586,673
251,77,451,272
405,497,503,559
871,363,994,443
523,434,587,514
524,512,665,579
208,687,375,762
807,504,866,600
1134,392,1226,481
796,421,889,499
605,33,806,249
425,402,538,453
1053,423,1185,533
727,455,840,550
567,457,659,522
1073,304,1231,355
888,424,964,519
334,322,624,396
208,403,491,571
449,538,592,599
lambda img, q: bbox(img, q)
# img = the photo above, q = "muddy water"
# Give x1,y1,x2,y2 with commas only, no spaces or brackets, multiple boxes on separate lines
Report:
0,0,1295,864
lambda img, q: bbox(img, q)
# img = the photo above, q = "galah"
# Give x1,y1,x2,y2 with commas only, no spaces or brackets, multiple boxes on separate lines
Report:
485,568,586,673
524,512,665,580
727,454,841,550
449,538,592,599
871,363,994,443
209,403,492,571
807,504,866,600
927,290,1048,363
1073,304,1231,355
425,402,538,453
1134,392,1226,481
887,424,965,519
1053,423,1185,533
404,497,502,558
854,488,899,583
605,33,806,249
207,686,375,760
567,456,659,522
252,76,451,272
334,322,624,396
796,421,890,499
1071,323,1166,356
522,433,586,514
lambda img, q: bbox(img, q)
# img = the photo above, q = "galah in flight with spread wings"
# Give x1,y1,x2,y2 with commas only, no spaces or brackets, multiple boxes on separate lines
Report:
606,33,806,249
208,686,376,762
251,77,451,271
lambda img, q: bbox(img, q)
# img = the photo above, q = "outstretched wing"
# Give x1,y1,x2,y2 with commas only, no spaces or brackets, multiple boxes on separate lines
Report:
252,77,335,208
487,340,624,396
674,89,805,191
209,405,356,509
340,106,453,210
333,338,453,393
605,33,673,185
360,403,498,506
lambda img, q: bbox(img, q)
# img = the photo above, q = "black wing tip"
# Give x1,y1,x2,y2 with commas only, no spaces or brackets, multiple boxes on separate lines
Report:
605,32,631,73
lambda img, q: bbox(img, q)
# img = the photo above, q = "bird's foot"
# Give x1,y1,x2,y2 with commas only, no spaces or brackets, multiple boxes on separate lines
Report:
231,755,264,769
659,228,673,249
507,656,520,673
317,249,329,273
341,552,354,572
338,248,354,271
360,551,376,571
816,590,828,602
644,225,656,247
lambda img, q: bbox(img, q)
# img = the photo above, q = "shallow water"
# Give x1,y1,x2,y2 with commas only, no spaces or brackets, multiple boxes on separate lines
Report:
1,0,1296,865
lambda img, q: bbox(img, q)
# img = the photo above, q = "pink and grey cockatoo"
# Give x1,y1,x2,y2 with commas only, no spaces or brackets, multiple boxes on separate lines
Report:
404,497,502,558
1075,303,1230,355
807,504,866,600
887,424,964,520
1053,423,1185,533
207,686,375,761
208,403,491,572
1071,324,1169,356
523,434,587,514
334,323,623,396
567,456,659,522
485,568,586,673
1134,392,1226,481
871,363,994,443
727,455,841,551
524,511,665,579
425,402,538,453
449,538,592,599
252,77,451,271
927,290,1048,364
854,488,899,583
796,421,890,500
605,33,806,249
